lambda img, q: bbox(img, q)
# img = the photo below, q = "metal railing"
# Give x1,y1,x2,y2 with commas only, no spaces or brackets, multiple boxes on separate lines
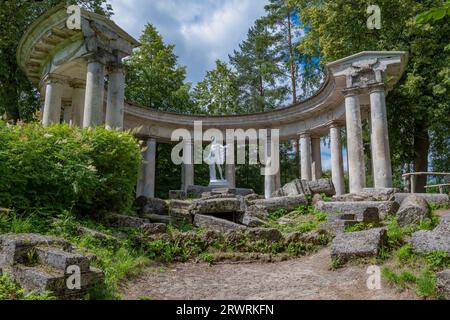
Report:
402,172,450,194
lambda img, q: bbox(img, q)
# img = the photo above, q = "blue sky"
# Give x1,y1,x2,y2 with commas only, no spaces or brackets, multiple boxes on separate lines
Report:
108,0,267,83
107,0,345,171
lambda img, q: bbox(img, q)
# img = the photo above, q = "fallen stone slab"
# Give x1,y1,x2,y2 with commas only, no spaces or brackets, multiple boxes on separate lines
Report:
0,234,71,267
190,198,243,216
241,212,266,227
169,200,193,226
139,197,168,216
193,215,246,233
411,216,450,254
252,195,309,213
145,214,171,224
13,264,104,300
315,201,399,220
437,269,450,300
35,246,90,272
333,188,399,202
246,228,283,242
283,230,328,245
393,193,450,207
396,195,431,227
331,228,387,262
273,179,335,197
187,185,254,198
169,190,187,200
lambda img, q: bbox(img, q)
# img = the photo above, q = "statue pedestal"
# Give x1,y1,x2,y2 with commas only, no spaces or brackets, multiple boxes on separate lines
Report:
208,180,229,188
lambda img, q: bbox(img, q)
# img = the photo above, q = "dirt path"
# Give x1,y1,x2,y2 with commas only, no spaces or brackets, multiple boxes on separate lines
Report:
121,248,415,300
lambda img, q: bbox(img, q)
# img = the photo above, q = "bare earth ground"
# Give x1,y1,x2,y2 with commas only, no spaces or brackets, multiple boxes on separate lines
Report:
121,248,415,300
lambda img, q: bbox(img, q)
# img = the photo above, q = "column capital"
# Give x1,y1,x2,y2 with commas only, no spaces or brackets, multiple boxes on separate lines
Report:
43,73,67,85
70,79,86,89
329,120,345,129
299,131,311,139
84,53,107,65
107,62,127,75
368,83,385,94
342,87,362,97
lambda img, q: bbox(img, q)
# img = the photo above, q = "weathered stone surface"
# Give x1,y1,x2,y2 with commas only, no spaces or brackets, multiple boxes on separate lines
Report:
13,265,104,300
103,214,151,228
244,194,261,202
333,188,398,202
225,230,246,244
146,214,171,224
169,190,187,200
187,185,254,198
193,214,246,233
190,198,243,216
393,193,450,207
143,198,168,216
0,234,71,267
315,201,398,220
331,228,387,262
246,228,282,242
252,195,309,213
307,179,336,196
169,200,193,226
283,230,327,245
273,179,335,197
35,246,90,272
0,233,104,299
241,213,266,227
359,207,380,224
327,213,357,222
411,216,450,254
437,269,450,300
396,195,431,227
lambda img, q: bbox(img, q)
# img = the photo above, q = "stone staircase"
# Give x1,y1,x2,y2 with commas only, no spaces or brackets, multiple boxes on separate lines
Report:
0,234,104,299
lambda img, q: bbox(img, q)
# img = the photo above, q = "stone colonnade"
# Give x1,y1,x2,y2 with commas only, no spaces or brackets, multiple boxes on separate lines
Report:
42,59,126,130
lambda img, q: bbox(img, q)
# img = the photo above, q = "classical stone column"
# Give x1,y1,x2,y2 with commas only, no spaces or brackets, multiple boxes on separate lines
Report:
300,132,312,181
62,100,73,124
330,123,345,196
344,88,366,193
140,138,157,198
226,164,236,189
264,135,276,199
311,136,322,181
106,64,126,130
370,84,393,188
42,76,63,126
183,140,194,191
71,81,85,127
83,58,105,128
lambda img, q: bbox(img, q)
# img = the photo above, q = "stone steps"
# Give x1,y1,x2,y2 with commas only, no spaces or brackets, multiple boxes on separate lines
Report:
0,234,104,299
35,246,90,272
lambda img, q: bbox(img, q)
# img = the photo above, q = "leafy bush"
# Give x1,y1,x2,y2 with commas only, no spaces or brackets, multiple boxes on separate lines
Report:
0,122,141,215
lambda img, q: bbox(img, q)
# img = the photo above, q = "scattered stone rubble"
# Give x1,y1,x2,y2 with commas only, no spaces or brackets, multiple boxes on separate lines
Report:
437,270,450,300
0,234,104,299
411,215,450,254
331,228,387,262
396,195,431,227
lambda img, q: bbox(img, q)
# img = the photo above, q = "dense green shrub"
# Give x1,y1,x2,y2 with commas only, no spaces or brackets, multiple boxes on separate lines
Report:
0,122,141,215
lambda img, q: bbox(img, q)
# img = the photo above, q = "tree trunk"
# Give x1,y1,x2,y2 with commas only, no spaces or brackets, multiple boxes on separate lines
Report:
287,11,297,104
413,121,430,193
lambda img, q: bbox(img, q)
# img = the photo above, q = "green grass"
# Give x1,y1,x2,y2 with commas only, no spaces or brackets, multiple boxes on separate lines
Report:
0,273,55,300
265,205,326,234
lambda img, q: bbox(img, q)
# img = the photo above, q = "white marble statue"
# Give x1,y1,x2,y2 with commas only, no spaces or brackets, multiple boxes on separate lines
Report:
207,137,227,185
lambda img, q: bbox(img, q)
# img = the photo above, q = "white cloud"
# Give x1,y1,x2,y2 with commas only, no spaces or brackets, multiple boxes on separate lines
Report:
108,0,267,83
